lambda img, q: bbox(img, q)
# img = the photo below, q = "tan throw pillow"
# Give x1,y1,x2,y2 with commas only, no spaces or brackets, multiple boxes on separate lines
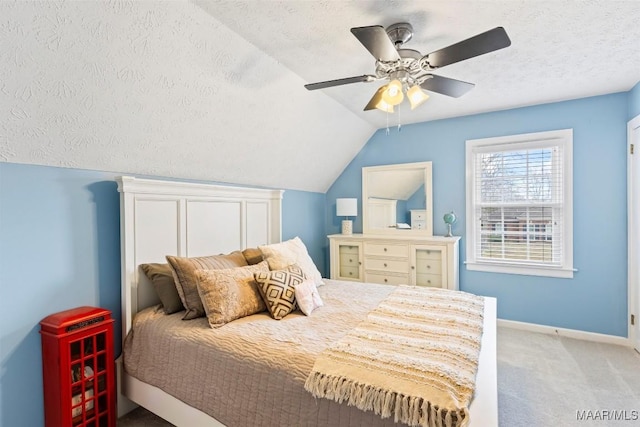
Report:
140,263,184,314
259,237,323,286
166,251,248,320
196,261,269,328
254,264,306,320
242,247,264,265
295,279,324,316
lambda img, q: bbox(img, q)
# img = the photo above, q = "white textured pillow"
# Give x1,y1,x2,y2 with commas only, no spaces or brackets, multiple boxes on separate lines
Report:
259,237,323,286
294,279,324,316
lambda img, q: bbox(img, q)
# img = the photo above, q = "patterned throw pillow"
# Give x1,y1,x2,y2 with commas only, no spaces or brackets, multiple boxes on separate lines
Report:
254,264,306,320
196,261,269,328
166,251,248,320
259,237,323,286
295,279,324,316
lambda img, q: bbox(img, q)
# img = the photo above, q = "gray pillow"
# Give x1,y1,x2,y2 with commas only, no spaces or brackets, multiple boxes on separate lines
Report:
140,263,184,314
242,247,264,265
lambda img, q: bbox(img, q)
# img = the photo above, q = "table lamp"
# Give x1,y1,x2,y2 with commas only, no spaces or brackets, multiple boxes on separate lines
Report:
336,198,357,235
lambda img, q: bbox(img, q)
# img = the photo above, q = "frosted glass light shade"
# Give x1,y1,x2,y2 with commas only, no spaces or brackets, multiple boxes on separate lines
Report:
375,99,394,113
336,198,357,217
407,85,429,109
365,86,394,112
381,80,404,106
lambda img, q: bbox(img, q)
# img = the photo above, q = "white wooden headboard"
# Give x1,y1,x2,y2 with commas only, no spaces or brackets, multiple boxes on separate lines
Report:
116,176,283,341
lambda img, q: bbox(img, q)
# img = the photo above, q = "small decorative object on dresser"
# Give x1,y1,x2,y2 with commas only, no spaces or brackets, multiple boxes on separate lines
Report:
443,211,457,237
410,209,427,230
40,306,116,427
336,198,358,235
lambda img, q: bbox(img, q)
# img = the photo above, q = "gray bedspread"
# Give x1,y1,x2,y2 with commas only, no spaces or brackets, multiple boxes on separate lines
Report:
124,280,425,426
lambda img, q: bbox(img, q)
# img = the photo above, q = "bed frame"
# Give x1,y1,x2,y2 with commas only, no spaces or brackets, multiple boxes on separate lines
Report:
115,176,498,427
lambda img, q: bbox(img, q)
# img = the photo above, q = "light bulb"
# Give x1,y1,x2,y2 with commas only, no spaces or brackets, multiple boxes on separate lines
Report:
381,80,404,106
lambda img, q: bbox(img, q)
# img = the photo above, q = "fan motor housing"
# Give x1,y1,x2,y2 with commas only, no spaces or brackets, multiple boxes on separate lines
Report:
386,23,414,47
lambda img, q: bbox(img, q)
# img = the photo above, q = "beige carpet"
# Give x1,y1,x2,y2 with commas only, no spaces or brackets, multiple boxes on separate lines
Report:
118,327,640,427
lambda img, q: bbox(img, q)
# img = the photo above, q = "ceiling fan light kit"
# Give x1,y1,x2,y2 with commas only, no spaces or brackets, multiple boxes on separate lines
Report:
364,86,394,112
305,22,511,115
407,85,429,110
381,79,404,106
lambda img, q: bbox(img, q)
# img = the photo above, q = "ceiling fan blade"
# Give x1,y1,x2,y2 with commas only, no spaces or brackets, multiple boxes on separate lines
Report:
351,26,400,62
424,27,511,68
305,75,375,91
419,75,475,98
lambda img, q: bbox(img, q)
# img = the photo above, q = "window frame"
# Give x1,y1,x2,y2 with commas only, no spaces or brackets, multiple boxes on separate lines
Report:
465,129,574,278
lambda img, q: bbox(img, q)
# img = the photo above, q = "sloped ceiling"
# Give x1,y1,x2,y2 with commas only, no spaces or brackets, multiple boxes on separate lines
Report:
1,1,639,193
368,168,424,201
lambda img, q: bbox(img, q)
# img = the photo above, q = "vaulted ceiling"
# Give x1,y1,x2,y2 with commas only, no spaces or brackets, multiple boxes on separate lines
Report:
1,1,638,192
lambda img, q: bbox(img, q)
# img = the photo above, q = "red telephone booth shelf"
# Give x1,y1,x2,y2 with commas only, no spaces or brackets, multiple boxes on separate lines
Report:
40,306,116,427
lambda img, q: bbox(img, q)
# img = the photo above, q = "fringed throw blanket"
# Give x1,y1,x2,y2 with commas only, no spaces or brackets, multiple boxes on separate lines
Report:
304,286,485,427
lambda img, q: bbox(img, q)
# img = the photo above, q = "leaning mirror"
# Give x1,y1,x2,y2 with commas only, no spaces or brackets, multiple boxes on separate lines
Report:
362,161,433,236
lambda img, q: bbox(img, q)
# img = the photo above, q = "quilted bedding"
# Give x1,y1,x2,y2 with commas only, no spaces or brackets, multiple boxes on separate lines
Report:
123,280,478,427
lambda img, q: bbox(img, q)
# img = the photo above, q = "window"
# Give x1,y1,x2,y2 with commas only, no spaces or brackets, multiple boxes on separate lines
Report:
465,129,573,278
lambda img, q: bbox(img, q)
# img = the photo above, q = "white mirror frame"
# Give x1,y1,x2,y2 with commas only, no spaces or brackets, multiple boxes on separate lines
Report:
362,161,433,236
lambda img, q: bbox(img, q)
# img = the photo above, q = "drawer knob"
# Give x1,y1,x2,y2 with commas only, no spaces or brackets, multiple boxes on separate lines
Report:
411,266,415,270
426,265,431,269
359,261,362,265
384,278,388,283
349,258,353,262
426,250,431,255
427,279,431,284
349,272,352,276
384,263,387,267
384,248,387,252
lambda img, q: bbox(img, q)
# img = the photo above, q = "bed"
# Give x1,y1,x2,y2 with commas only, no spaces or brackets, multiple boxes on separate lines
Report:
115,176,498,427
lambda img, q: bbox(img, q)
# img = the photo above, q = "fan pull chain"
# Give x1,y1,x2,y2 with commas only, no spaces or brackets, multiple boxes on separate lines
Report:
386,109,390,135
398,103,402,132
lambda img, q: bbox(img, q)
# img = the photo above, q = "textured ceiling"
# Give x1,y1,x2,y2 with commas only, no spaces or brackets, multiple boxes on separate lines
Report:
1,1,639,192
201,0,640,127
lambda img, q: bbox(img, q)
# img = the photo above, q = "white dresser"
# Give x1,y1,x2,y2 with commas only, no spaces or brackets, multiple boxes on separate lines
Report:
328,234,461,290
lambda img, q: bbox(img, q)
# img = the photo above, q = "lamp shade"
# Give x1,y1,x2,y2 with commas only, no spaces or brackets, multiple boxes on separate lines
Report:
381,80,404,106
407,85,429,109
336,198,358,217
364,86,394,112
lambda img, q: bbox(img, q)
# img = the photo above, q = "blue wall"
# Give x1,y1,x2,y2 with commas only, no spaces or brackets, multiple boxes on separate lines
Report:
629,80,640,120
1,85,637,427
0,162,326,427
327,92,629,337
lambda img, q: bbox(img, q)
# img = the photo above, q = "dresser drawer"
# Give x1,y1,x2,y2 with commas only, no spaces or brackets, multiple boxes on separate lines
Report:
364,242,408,258
414,259,442,275
412,221,426,230
339,245,359,255
415,273,442,287
411,210,426,221
365,258,408,273
415,248,442,261
365,273,409,286
340,253,360,267
340,266,361,280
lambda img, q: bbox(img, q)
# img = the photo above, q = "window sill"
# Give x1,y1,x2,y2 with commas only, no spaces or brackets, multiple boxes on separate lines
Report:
465,261,575,278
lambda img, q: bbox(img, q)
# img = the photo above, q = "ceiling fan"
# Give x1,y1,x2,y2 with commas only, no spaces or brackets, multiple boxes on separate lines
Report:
305,23,511,112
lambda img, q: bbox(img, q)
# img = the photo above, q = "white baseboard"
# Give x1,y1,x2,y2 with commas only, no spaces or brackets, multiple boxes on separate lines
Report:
497,319,630,346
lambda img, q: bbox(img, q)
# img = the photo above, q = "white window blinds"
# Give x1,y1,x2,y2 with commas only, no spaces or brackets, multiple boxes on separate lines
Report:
466,130,573,278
